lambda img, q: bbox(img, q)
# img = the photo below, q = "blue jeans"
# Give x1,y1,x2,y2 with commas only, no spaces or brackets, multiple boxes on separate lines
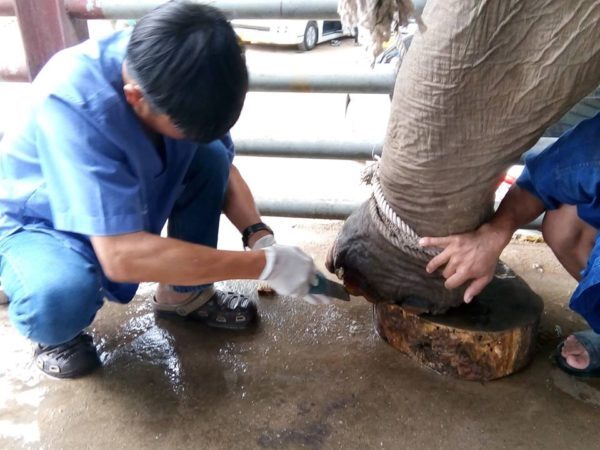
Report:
0,141,230,345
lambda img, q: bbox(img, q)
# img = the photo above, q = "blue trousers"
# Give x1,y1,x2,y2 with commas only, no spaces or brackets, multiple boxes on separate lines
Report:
0,141,230,345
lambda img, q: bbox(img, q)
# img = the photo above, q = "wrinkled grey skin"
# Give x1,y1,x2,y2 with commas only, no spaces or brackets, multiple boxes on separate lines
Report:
326,202,462,314
328,0,600,313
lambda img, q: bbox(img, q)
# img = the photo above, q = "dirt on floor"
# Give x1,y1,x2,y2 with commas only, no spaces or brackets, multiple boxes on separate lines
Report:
1,218,599,450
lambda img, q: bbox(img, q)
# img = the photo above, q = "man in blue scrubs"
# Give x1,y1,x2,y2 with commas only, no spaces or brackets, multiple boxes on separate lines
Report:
421,112,600,377
0,1,328,378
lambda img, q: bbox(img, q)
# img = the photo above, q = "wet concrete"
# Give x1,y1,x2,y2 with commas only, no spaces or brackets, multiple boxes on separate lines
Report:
1,219,600,449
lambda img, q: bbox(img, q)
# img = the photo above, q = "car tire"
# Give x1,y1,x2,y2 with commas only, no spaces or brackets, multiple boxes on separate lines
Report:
298,21,318,51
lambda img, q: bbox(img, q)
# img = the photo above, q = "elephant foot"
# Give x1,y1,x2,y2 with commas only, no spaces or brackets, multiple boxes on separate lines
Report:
326,201,464,314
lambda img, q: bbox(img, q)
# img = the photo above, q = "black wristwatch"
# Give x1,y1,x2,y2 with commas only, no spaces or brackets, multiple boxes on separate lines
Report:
242,222,274,249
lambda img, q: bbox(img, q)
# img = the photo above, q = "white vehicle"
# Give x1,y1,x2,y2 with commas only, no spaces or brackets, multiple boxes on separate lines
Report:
232,20,353,51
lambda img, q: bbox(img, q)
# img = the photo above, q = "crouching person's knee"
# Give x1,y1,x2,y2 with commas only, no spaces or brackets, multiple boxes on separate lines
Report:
8,264,103,345
542,204,597,280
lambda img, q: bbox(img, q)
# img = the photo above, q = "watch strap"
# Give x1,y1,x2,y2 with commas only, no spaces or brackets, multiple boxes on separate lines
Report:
242,222,273,248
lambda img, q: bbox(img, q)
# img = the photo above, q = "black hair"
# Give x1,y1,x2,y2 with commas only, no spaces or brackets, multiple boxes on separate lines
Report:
125,1,248,142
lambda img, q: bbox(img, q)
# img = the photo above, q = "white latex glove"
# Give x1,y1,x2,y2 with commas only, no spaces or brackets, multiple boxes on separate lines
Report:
251,234,276,250
259,245,332,305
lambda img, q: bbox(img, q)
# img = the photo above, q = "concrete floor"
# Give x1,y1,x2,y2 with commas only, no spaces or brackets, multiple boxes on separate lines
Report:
1,218,600,450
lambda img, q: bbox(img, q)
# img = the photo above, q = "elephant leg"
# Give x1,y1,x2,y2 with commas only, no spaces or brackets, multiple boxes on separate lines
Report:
326,201,464,314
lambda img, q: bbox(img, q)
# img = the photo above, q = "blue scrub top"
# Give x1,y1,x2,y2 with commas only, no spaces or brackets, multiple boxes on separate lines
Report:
517,113,600,229
517,112,600,331
0,30,234,301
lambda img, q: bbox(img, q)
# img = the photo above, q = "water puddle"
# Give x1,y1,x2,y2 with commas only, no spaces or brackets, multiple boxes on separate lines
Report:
0,326,45,446
98,304,184,395
0,420,40,444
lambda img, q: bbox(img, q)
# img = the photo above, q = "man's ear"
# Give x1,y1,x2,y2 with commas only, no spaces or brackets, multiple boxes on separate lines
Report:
123,83,145,109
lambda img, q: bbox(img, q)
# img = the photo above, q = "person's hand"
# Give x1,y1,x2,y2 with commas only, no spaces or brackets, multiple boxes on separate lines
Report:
259,245,332,305
251,234,276,250
419,223,511,303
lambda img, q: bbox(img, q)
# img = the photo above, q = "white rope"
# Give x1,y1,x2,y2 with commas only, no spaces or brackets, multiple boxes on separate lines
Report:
366,169,519,282
337,0,425,59
372,173,420,241
363,164,439,260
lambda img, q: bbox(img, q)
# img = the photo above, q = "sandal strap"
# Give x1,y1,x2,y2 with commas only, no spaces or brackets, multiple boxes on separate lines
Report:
152,286,216,317
215,291,250,310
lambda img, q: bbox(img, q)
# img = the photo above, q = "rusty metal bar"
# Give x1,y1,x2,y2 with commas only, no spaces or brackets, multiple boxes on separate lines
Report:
13,0,89,80
65,0,427,20
0,0,13,16
0,59,28,81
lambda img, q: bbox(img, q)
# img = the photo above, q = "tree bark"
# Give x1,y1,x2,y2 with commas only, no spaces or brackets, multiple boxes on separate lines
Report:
374,272,544,380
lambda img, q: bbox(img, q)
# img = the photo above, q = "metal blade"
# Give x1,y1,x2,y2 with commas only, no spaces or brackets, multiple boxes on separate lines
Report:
308,272,350,301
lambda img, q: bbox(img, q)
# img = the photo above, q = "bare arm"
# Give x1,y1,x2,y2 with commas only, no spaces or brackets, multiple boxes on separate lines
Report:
223,164,271,247
420,185,545,302
91,232,265,285
91,167,275,286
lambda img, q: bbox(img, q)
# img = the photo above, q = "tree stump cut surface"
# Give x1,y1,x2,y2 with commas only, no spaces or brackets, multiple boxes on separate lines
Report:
374,274,544,381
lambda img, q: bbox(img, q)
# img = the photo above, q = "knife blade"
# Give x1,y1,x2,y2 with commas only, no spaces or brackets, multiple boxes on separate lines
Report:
308,272,350,301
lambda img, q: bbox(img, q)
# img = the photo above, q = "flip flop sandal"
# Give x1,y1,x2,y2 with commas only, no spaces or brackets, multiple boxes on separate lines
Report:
153,286,258,330
554,330,600,378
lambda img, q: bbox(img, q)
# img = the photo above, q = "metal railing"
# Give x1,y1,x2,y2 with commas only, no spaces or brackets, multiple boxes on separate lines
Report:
1,0,428,19
249,66,396,94
0,0,331,18
0,0,401,93
0,0,547,230
254,197,544,230
235,136,558,161
64,0,343,20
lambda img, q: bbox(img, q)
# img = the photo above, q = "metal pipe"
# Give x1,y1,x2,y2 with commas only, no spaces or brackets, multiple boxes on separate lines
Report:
65,0,427,20
236,136,558,160
0,0,13,16
236,136,382,160
0,56,398,91
0,127,558,163
256,197,542,230
66,0,341,20
257,197,362,220
249,66,396,94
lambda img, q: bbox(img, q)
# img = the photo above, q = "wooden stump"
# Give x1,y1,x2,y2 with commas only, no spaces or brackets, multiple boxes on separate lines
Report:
374,273,544,381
